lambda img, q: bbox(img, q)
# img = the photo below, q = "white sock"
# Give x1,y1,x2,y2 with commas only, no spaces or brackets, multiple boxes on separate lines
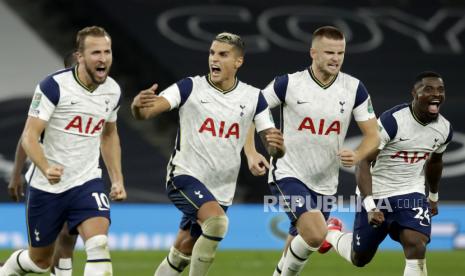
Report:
84,235,112,276
53,258,72,276
0,249,49,275
189,235,220,276
327,230,353,263
281,235,318,276
189,215,228,276
404,259,427,276
154,246,191,276
272,253,285,276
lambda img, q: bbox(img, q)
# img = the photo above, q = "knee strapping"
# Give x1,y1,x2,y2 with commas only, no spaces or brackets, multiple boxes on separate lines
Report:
18,249,50,273
168,246,191,271
201,215,229,241
85,235,110,261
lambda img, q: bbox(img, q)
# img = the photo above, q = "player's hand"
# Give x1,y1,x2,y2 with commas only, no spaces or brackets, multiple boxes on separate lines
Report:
132,84,159,108
429,199,438,216
338,149,358,167
266,128,285,159
45,165,64,184
8,175,24,202
246,151,270,176
367,209,384,227
110,182,127,201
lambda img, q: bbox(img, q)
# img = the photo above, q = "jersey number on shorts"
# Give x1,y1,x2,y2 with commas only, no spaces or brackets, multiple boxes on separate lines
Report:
412,207,430,226
92,192,110,211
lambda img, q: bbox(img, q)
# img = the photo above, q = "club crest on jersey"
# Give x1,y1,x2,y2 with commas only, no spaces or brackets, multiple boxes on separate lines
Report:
65,116,105,135
34,228,40,242
105,99,110,112
339,101,346,113
432,138,440,149
240,105,246,117
298,117,340,135
391,151,430,164
199,117,239,139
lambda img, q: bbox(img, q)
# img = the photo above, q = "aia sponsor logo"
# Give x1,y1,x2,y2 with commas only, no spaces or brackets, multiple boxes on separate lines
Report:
198,117,239,138
390,151,430,164
65,116,105,134
298,117,340,135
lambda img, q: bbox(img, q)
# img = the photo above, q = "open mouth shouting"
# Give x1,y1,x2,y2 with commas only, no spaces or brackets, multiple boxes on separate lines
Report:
210,64,221,78
95,64,107,80
427,99,441,115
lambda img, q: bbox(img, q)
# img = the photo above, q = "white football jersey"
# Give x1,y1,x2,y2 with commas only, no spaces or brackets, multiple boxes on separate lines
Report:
25,66,121,193
264,68,375,195
160,75,275,206
370,103,452,199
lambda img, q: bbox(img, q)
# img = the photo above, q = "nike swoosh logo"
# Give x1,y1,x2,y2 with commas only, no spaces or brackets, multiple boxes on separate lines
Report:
399,138,409,141
419,222,429,227
297,100,309,104
71,101,78,105
200,100,210,104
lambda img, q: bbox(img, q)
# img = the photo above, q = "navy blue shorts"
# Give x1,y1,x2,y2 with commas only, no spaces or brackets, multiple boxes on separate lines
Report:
167,175,227,238
352,192,431,253
268,177,332,236
26,178,111,247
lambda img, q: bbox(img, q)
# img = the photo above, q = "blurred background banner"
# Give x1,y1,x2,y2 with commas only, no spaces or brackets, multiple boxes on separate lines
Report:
1,203,465,250
0,0,464,254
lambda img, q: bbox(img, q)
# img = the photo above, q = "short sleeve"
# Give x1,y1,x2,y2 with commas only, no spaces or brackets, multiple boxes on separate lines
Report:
107,88,122,123
254,107,275,132
435,124,453,153
352,82,376,122
28,79,59,121
262,75,288,109
254,92,268,116
159,77,193,110
377,119,392,149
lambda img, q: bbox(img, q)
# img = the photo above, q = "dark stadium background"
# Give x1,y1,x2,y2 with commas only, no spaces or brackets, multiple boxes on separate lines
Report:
0,0,464,204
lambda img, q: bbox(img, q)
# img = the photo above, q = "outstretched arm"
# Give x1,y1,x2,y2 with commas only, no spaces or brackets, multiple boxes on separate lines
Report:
100,121,126,201
131,84,171,120
8,137,28,201
425,152,443,216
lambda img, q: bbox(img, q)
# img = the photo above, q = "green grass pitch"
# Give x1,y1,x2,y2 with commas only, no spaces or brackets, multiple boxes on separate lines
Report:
1,250,464,275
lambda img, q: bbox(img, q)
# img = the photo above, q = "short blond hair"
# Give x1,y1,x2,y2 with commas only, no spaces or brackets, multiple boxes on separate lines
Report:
214,32,245,56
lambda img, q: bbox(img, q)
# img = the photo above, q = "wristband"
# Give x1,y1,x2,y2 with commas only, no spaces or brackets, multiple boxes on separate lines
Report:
363,195,377,211
428,192,439,202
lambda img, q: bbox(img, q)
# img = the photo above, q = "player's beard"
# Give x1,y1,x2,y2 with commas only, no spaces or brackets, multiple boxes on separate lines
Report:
413,101,438,123
313,62,336,80
322,63,339,77
84,61,109,85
